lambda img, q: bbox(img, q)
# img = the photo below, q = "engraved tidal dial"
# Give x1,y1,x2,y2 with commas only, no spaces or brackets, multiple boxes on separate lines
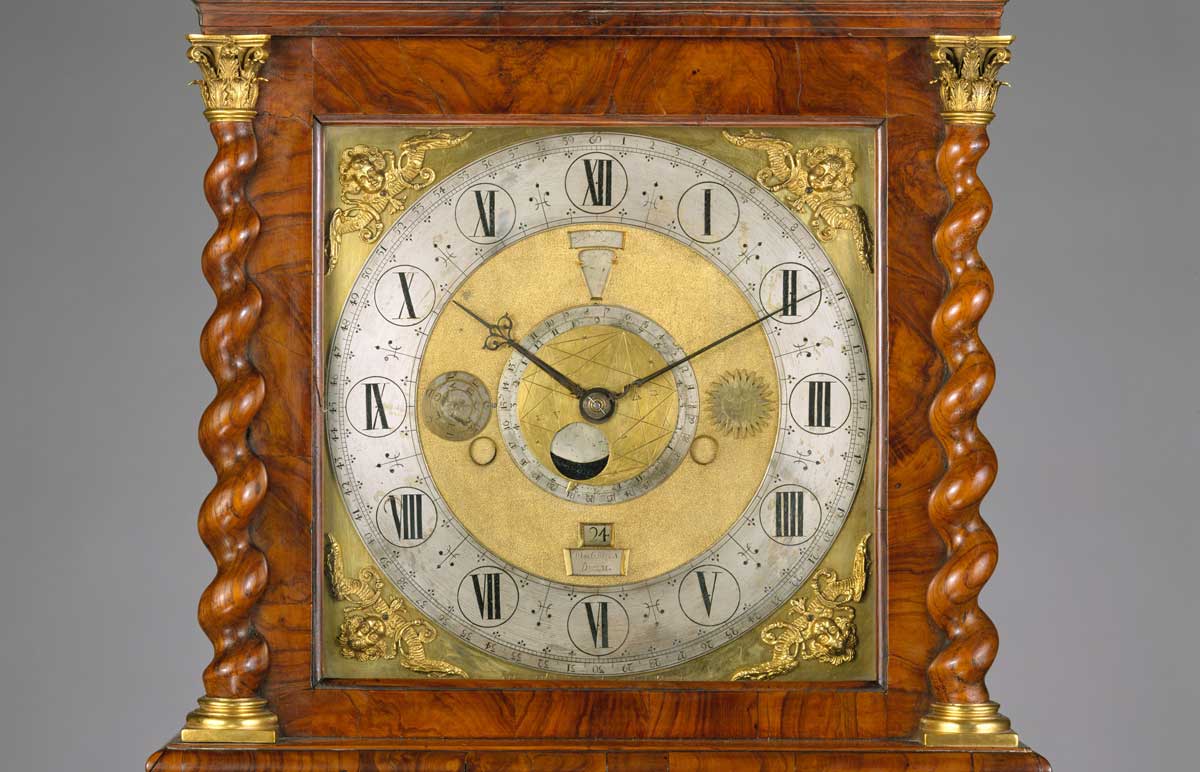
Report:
325,131,872,676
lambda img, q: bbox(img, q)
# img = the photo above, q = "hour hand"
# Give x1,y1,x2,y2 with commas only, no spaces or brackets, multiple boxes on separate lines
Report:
453,301,588,399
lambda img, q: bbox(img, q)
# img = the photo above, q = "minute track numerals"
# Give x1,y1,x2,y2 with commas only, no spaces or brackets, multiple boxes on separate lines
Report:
325,131,872,676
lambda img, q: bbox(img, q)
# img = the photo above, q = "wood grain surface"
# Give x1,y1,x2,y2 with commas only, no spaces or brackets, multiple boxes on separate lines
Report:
196,120,271,699
194,0,1006,38
927,123,1002,704
149,739,1049,772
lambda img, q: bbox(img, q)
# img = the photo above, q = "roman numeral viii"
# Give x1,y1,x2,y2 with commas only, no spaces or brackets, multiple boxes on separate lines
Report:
387,493,423,541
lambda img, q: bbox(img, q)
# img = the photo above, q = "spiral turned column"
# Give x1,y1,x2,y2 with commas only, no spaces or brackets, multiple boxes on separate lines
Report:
178,34,278,744
919,35,1020,749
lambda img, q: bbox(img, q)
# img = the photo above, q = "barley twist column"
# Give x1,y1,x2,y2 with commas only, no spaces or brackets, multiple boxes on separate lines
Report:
178,34,278,744
919,34,1021,748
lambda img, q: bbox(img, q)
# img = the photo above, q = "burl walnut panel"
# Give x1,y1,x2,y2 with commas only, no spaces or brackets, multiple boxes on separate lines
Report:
149,741,1049,772
194,0,1006,38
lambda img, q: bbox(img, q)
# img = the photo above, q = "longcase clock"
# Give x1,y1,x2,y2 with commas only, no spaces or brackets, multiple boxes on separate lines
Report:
148,2,1048,770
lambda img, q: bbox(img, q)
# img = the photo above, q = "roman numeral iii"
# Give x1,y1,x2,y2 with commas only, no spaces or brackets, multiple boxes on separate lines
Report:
807,380,833,428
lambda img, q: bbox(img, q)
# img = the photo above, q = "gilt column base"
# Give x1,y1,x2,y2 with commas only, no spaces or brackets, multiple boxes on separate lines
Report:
179,697,279,744
919,701,1021,748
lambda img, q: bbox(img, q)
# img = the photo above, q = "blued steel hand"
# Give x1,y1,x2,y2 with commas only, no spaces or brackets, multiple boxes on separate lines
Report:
453,301,588,399
615,289,820,398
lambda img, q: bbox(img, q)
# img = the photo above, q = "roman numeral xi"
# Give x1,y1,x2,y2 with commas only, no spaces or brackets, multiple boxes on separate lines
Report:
473,189,496,238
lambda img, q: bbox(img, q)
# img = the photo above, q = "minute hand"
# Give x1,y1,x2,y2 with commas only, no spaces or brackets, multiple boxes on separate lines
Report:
616,289,820,398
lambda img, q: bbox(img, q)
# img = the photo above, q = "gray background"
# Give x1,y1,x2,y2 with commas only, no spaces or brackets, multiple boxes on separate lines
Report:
0,0,1196,770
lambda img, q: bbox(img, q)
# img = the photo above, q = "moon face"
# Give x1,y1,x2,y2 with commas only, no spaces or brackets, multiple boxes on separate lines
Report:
550,422,610,480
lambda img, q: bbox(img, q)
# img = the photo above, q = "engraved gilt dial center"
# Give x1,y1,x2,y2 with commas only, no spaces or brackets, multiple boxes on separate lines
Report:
497,306,699,503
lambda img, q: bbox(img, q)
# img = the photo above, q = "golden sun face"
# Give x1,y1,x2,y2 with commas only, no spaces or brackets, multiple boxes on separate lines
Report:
707,369,774,438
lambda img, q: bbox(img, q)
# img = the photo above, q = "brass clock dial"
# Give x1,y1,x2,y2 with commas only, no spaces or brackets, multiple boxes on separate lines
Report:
325,130,873,677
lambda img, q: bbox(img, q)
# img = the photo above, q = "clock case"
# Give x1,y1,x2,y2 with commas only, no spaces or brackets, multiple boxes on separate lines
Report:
150,2,1047,771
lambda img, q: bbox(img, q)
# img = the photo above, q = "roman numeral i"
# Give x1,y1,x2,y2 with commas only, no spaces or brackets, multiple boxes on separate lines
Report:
781,268,801,316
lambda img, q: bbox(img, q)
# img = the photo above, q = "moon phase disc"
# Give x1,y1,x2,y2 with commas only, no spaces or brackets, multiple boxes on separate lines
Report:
422,371,492,441
550,422,610,480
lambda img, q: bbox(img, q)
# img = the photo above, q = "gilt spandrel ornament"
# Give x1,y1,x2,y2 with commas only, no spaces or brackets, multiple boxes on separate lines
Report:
325,534,467,678
723,130,874,273
731,534,870,680
326,132,472,273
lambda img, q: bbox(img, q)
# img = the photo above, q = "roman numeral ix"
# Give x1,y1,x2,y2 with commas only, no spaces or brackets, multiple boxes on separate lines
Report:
365,381,390,431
